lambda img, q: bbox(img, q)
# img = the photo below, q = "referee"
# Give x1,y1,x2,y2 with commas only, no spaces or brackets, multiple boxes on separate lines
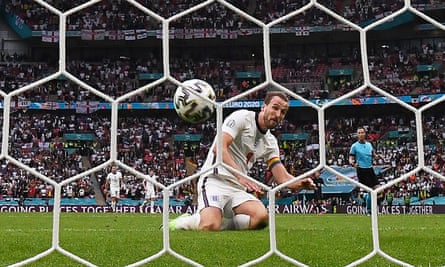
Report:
349,127,379,215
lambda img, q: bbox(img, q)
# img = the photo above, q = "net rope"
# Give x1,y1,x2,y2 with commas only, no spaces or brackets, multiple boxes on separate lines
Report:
5,0,445,266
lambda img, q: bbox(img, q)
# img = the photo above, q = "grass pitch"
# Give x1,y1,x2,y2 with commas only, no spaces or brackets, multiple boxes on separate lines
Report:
1,213,444,267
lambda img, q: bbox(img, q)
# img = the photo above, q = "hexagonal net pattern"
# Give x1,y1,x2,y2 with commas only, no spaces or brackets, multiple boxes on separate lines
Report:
3,0,445,266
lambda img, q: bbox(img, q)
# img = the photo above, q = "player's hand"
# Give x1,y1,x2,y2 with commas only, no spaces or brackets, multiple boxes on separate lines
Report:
288,177,316,191
239,176,262,193
302,178,317,190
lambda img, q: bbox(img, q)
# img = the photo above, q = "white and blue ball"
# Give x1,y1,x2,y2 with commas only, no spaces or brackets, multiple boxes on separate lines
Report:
173,79,216,124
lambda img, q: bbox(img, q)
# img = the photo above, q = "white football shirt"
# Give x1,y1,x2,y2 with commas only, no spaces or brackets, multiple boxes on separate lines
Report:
201,109,281,186
144,174,157,197
106,171,122,188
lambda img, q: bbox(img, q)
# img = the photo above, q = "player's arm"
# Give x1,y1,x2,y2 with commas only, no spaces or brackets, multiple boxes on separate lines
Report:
103,176,109,195
269,162,316,191
153,177,158,193
105,176,110,189
215,132,261,193
142,178,146,190
349,147,358,167
372,148,381,163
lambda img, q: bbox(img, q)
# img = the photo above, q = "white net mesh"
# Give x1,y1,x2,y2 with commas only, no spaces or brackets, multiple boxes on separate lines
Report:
4,0,445,266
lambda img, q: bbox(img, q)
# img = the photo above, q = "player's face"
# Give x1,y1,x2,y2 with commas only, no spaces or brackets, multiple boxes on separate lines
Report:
263,96,289,129
357,128,366,141
111,166,117,173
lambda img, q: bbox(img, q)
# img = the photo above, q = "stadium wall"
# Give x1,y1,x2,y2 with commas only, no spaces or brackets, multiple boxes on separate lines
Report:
0,204,443,215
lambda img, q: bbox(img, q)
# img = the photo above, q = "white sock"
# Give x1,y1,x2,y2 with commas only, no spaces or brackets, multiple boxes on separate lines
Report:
221,214,250,230
150,200,155,213
176,213,200,230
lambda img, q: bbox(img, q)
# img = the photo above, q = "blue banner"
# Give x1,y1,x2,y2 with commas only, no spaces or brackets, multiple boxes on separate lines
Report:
328,69,353,76
173,134,202,141
236,72,262,78
64,133,95,141
302,166,387,194
0,7,32,38
3,93,444,111
280,133,309,140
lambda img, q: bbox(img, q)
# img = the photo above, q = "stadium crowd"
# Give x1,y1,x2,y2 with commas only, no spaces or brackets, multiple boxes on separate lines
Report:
1,108,444,207
1,38,444,102
2,0,444,100
5,0,409,29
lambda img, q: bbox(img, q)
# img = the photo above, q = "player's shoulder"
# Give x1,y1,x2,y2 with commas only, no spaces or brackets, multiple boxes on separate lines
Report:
228,109,253,118
350,141,358,150
224,109,254,126
265,130,278,140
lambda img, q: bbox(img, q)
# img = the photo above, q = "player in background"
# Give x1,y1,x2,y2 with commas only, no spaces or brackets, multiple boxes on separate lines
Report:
140,169,158,213
349,127,380,215
311,170,326,214
168,91,316,231
105,164,123,212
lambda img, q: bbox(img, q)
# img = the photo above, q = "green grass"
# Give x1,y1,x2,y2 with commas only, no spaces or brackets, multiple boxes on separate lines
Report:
1,213,444,267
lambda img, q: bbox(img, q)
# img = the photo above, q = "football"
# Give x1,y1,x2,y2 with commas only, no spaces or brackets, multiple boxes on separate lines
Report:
173,79,216,124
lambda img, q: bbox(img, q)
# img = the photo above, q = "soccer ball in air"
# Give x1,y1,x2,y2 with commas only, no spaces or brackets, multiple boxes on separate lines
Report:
173,79,216,124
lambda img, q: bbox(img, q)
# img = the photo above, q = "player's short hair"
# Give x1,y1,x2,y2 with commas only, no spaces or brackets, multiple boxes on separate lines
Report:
357,126,366,132
264,91,288,104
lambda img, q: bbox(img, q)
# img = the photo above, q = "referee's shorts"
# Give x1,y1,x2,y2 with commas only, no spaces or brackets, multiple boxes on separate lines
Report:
356,167,379,188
